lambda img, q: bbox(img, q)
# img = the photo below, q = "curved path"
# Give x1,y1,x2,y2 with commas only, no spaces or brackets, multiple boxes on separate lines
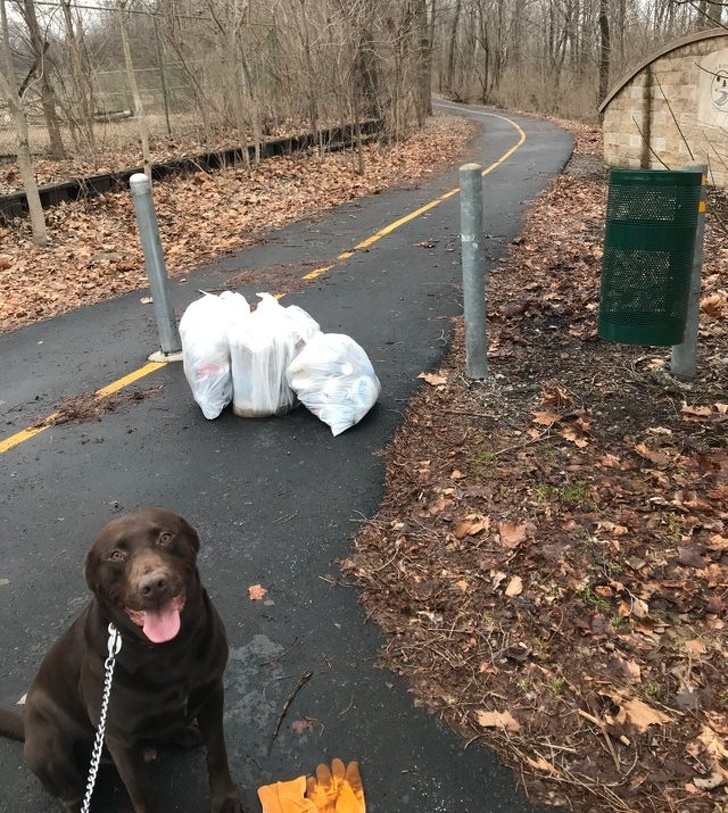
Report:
0,105,573,812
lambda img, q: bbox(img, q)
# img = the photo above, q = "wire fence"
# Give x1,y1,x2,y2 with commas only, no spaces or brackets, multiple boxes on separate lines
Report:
1,3,323,159
1,1,431,163
1,53,241,157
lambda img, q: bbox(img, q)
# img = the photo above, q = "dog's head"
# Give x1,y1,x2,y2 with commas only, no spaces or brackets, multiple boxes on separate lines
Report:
84,508,200,644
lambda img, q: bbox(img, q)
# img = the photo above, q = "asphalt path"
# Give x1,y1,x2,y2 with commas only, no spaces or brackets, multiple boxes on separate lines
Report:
0,104,573,812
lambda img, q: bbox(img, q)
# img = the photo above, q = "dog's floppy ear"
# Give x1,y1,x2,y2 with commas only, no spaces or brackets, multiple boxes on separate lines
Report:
83,545,101,593
83,519,118,594
179,515,200,554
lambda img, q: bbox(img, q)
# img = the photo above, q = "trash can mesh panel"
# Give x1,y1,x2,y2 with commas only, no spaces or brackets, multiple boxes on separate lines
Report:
599,249,691,324
607,187,701,224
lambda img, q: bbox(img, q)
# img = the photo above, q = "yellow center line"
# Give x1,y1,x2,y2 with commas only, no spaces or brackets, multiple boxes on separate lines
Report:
94,361,167,397
303,113,526,280
1,114,526,456
0,420,60,455
0,361,167,455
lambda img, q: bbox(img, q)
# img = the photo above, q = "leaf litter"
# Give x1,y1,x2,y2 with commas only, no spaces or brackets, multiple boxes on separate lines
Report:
342,126,728,812
0,115,475,333
36,386,162,427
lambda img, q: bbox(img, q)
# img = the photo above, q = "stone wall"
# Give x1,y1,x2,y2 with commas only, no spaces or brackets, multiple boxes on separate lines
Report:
601,29,728,187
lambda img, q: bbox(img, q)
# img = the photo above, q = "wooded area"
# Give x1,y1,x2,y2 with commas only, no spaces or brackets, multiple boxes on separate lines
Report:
436,0,727,117
0,0,724,244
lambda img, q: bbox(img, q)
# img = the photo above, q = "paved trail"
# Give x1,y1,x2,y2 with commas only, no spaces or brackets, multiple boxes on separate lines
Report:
0,105,572,812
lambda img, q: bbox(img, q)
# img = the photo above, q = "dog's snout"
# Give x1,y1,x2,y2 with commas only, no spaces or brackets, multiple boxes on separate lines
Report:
138,569,169,599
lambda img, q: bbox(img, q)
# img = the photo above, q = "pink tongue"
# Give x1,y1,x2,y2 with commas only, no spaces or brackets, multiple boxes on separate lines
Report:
141,604,181,643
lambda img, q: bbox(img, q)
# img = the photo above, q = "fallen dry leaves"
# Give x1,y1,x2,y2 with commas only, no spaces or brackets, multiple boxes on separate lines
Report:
0,114,475,334
248,584,268,601
343,129,728,812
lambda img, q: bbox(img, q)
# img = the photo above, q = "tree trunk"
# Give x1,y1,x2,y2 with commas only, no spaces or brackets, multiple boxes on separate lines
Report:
697,1,709,27
0,0,47,245
297,0,321,155
445,0,462,94
350,0,381,123
240,4,262,165
413,0,432,125
20,0,65,158
158,6,212,143
59,0,95,151
510,0,525,69
598,0,610,110
115,1,151,179
229,25,251,168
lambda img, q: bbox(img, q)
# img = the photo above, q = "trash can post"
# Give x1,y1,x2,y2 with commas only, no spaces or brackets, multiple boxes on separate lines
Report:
459,163,487,380
670,164,707,380
129,173,182,359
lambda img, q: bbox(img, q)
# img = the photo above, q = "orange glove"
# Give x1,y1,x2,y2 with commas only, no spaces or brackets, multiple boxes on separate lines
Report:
304,762,337,812
334,760,365,813
305,759,366,813
258,775,319,813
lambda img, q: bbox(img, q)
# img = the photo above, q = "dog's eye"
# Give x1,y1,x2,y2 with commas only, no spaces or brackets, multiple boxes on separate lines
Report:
108,549,126,562
159,532,173,546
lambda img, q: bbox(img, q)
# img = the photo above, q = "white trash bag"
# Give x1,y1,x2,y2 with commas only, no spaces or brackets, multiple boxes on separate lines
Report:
287,332,381,436
229,293,320,418
180,291,250,420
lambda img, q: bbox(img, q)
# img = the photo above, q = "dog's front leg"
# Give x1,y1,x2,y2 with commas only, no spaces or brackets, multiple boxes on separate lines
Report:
196,683,243,813
104,736,153,813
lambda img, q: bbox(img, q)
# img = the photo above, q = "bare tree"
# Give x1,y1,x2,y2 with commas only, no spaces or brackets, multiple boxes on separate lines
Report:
0,0,47,245
13,0,66,157
114,0,151,178
598,0,610,108
413,0,432,124
444,0,462,95
59,0,95,150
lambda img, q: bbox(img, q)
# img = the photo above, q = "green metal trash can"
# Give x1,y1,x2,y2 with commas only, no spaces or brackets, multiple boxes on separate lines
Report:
598,169,703,346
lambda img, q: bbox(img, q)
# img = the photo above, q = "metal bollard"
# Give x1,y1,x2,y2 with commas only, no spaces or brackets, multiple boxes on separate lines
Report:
671,164,708,380
459,163,487,379
129,173,182,360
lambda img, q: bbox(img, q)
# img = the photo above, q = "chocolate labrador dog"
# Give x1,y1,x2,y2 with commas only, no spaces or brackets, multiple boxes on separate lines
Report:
0,508,243,813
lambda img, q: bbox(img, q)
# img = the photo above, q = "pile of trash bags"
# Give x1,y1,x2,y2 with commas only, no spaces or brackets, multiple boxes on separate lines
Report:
179,292,381,436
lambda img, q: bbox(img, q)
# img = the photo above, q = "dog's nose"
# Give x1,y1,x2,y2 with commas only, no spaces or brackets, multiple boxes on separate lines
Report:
138,570,169,599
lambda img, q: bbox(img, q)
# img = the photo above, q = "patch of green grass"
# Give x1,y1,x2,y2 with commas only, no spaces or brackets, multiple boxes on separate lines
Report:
605,561,623,576
642,681,663,703
471,449,497,476
663,512,683,543
560,481,596,509
533,481,597,511
718,687,728,709
610,614,628,631
516,675,533,692
579,586,610,612
533,483,556,507
547,676,566,694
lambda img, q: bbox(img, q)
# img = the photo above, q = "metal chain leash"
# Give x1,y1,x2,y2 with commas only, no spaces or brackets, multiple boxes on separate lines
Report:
80,623,122,813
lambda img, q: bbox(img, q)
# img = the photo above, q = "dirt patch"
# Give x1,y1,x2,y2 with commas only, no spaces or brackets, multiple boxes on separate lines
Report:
343,134,728,812
36,386,163,428
218,260,330,297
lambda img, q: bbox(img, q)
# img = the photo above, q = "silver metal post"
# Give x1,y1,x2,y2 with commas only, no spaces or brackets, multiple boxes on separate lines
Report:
671,164,707,380
460,163,487,379
129,173,182,359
